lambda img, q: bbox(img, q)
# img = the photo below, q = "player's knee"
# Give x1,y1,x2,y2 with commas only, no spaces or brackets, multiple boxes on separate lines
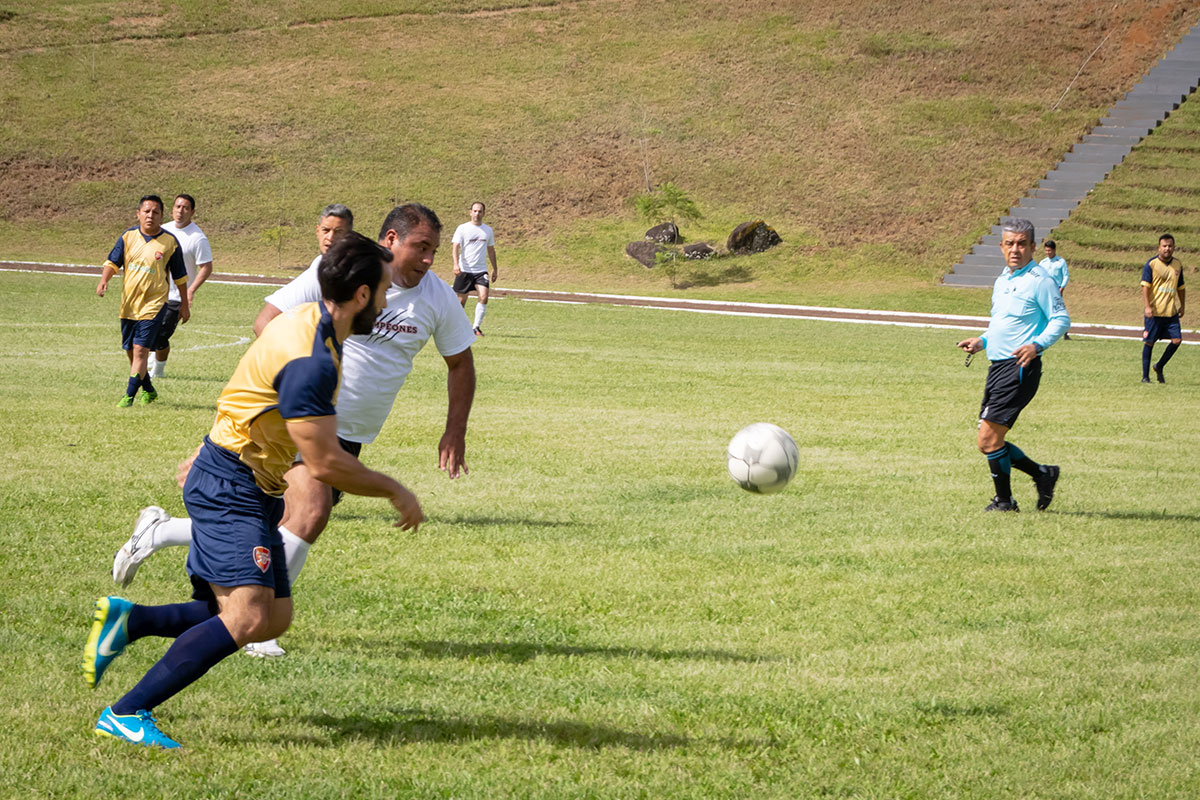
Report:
223,605,273,644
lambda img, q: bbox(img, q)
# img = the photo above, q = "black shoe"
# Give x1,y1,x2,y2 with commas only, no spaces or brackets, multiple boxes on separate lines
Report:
1035,464,1059,511
1153,364,1165,383
1141,377,1151,383
1063,332,1071,340
984,496,1020,512
473,327,483,337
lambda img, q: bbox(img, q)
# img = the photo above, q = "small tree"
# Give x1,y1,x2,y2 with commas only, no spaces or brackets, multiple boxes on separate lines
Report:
260,224,292,269
634,182,702,228
654,248,680,290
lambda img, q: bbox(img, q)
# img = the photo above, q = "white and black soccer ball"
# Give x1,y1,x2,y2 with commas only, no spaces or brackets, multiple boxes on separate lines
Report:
726,423,799,494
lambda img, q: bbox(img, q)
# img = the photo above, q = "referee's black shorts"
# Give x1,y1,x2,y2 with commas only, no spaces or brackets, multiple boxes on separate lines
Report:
979,356,1041,429
452,271,490,295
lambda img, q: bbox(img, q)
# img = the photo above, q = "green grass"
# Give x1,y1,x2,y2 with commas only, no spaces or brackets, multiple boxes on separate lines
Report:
0,0,1190,325
2,271,1199,797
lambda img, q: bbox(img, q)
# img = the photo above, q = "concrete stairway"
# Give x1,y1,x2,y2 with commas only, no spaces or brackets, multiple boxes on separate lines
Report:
944,23,1200,287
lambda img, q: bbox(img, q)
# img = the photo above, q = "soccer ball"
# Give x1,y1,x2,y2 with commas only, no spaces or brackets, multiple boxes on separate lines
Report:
726,423,799,494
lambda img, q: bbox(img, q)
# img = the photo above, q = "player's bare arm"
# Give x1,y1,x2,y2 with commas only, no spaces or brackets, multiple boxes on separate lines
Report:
488,245,498,282
96,265,116,297
451,242,462,275
439,348,476,479
287,416,424,530
252,303,284,337
1143,285,1155,318
187,261,213,306
1179,287,1186,318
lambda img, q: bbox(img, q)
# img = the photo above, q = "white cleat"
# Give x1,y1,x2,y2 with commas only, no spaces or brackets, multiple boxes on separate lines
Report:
113,506,170,587
243,639,287,658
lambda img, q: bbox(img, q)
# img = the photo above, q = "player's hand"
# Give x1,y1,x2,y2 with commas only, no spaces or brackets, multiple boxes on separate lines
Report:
956,337,983,354
390,486,424,531
96,281,107,298
176,444,202,488
1145,306,1154,318
1013,343,1039,367
187,287,198,306
453,265,462,275
438,431,469,479
179,305,191,324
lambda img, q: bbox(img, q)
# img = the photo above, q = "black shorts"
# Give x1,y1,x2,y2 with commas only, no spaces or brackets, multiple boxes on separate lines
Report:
979,357,1042,429
453,271,490,295
152,301,181,350
120,303,170,351
1143,315,1182,342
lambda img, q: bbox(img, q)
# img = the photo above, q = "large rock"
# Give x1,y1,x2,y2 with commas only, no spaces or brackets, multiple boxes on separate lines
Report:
645,222,681,243
726,220,782,254
683,242,716,260
626,241,668,268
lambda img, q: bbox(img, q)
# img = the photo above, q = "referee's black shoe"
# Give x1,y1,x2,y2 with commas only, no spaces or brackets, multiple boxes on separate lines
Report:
1153,363,1166,383
1035,465,1060,511
984,496,1020,512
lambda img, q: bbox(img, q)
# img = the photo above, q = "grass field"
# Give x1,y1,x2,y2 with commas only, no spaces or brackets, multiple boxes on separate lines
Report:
2,271,1199,798
1,0,1194,324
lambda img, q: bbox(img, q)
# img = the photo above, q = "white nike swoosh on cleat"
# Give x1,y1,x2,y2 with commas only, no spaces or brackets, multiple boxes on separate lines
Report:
97,611,125,657
107,717,144,742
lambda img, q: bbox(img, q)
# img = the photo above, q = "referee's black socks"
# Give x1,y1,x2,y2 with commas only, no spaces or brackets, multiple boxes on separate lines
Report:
985,445,1013,502
1005,442,1040,477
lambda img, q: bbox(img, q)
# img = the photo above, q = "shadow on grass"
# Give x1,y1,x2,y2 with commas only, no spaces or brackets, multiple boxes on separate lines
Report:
674,264,754,290
280,709,689,750
914,700,1008,718
397,638,773,664
331,512,583,528
1053,509,1200,522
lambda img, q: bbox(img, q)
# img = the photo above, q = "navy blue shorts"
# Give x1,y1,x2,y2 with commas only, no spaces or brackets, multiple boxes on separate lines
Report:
183,462,289,601
452,271,490,295
120,304,169,351
1143,315,1182,342
152,301,181,350
979,356,1042,429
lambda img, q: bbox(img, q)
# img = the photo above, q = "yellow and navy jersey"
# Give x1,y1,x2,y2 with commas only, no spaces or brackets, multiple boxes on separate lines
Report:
1141,256,1185,317
198,302,342,496
104,226,188,320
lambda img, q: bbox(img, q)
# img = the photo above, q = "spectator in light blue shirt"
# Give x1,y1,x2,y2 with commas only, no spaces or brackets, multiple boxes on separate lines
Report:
1038,240,1070,339
957,218,1070,513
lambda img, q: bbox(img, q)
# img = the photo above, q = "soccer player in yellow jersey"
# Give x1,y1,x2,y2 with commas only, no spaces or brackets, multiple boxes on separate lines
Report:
1141,233,1186,383
96,195,190,407
84,233,423,748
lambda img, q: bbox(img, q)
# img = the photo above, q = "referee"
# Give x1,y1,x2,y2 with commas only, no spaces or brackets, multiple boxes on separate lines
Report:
957,218,1070,512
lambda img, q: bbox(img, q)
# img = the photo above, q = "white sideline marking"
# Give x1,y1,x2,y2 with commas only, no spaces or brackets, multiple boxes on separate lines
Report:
6,260,1197,342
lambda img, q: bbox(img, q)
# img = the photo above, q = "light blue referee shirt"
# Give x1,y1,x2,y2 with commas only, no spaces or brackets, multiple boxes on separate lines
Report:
1038,255,1069,289
979,261,1071,361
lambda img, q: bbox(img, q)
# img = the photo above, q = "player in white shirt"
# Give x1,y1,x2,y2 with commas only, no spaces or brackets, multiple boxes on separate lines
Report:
112,204,477,658
451,201,498,335
149,194,214,376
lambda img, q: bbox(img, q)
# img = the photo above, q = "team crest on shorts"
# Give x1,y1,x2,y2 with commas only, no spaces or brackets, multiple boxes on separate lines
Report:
252,546,271,572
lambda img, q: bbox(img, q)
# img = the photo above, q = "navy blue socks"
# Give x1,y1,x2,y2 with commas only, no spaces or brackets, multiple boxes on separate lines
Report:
112,615,238,716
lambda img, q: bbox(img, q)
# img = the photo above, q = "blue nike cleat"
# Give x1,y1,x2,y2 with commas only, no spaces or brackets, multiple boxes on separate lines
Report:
83,596,132,689
95,706,181,748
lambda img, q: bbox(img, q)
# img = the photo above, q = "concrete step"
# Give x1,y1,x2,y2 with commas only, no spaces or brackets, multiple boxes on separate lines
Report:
1060,150,1126,165
1099,115,1162,129
943,273,1001,288
1091,123,1158,137
968,245,1002,259
947,262,1005,277
1028,186,1096,200
1011,198,1081,211
1080,132,1147,145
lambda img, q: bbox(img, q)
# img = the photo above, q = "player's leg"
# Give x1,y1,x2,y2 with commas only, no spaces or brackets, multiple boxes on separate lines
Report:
118,321,139,406
977,419,1017,510
244,461,332,658
1142,318,1159,382
1153,318,1182,382
473,280,489,333
150,302,180,377
113,506,196,586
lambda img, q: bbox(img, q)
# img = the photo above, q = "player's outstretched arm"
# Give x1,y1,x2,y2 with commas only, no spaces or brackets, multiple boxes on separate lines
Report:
252,303,284,337
439,348,476,479
287,416,424,530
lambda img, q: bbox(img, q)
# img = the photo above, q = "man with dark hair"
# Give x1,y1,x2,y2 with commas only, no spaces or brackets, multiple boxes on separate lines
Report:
112,204,476,658
85,232,423,749
1141,233,1186,383
957,218,1070,512
252,203,354,335
96,195,190,407
1038,239,1070,340
451,201,498,335
150,194,214,376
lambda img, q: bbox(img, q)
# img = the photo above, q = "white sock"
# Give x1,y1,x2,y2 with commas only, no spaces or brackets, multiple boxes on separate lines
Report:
279,526,310,587
473,302,487,329
153,516,194,549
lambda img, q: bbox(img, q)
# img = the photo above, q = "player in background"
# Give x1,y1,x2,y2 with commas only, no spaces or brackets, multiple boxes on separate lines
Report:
85,233,421,748
149,194,213,377
451,201,498,335
1038,239,1070,340
96,195,190,407
957,218,1069,513
112,204,477,658
1141,234,1186,383
252,203,355,335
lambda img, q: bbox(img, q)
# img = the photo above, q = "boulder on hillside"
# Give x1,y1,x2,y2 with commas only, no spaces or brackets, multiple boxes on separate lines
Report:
726,220,782,254
626,240,669,268
683,242,716,260
645,221,681,243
